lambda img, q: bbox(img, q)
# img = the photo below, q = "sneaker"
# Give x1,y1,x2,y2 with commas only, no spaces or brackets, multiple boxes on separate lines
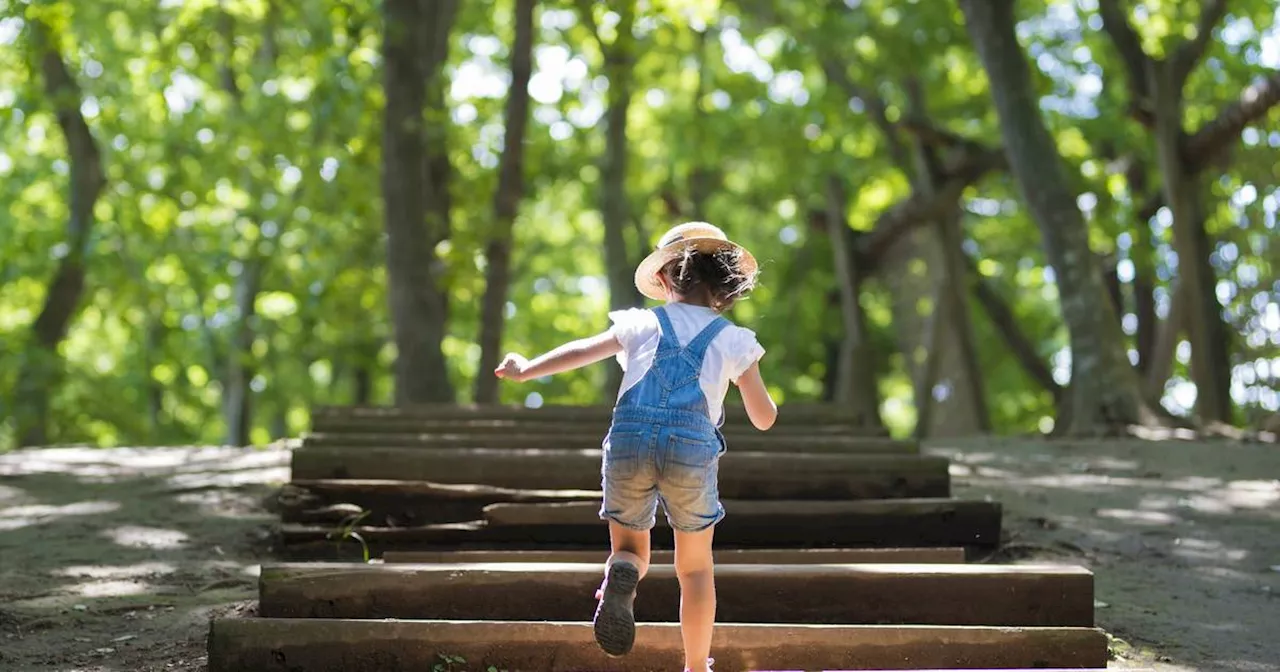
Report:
592,560,639,657
684,657,715,672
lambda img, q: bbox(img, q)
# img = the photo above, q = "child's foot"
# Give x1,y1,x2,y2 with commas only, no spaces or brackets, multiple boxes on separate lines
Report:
684,657,714,672
592,559,639,657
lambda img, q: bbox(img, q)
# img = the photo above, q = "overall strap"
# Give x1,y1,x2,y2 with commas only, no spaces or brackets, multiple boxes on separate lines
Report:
684,315,730,362
652,306,681,351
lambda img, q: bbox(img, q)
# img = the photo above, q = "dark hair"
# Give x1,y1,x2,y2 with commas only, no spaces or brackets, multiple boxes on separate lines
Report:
659,246,757,313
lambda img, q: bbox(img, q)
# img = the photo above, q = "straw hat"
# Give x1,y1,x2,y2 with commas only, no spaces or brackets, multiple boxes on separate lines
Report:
633,222,758,301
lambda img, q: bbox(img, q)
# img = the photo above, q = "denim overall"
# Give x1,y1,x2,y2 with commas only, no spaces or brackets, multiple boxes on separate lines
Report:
599,306,729,533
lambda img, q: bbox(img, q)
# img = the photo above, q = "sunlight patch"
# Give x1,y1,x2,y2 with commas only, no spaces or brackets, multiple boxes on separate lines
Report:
54,562,177,579
0,500,121,531
1095,508,1181,525
104,525,189,549
75,579,154,598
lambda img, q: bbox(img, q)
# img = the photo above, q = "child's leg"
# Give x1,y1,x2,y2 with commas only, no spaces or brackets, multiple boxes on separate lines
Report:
673,526,716,672
594,521,649,656
606,519,651,579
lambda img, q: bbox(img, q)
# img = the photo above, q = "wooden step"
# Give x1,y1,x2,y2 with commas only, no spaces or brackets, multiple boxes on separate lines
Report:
381,547,968,564
300,431,918,455
310,416,863,437
312,403,880,428
258,562,1093,626
290,447,951,500
208,618,1108,671
278,479,600,526
277,498,1002,559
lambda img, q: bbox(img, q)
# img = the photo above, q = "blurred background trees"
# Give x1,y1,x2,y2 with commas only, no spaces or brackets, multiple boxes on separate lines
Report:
1,0,1277,448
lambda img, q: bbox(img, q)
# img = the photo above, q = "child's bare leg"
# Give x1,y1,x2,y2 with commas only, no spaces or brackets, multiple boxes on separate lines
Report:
607,520,651,579
673,527,716,672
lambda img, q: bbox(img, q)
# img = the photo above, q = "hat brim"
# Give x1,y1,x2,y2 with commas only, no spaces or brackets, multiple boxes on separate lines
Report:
633,237,758,302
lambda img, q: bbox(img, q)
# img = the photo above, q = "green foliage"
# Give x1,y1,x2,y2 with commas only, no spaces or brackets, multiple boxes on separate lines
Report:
1,0,1277,449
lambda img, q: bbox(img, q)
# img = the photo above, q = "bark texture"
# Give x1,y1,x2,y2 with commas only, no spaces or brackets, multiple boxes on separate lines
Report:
1150,60,1230,422
224,260,261,446
959,0,1149,434
381,0,460,405
577,0,641,397
1097,0,1241,422
825,177,886,430
12,20,107,447
474,0,536,404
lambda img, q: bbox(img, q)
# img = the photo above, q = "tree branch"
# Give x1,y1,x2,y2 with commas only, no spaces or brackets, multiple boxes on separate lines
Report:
821,58,909,168
964,255,1064,399
1172,0,1228,85
1134,72,1280,222
1096,0,1154,124
1186,71,1280,164
856,146,1006,269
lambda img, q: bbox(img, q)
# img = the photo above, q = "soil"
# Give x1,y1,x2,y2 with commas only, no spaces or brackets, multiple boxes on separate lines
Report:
0,437,1276,671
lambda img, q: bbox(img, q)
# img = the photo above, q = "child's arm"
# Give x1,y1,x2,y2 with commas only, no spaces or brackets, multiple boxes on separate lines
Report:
734,361,777,431
494,331,623,383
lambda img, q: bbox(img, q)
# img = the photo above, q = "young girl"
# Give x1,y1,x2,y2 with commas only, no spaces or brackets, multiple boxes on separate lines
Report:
495,222,777,672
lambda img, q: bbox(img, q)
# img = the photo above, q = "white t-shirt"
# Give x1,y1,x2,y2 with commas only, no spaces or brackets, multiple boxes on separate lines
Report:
608,303,765,423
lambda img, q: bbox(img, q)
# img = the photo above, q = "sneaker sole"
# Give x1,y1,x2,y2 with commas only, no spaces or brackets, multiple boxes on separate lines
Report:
593,561,639,657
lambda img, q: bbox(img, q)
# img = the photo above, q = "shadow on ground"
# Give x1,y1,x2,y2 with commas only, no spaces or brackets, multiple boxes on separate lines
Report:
0,446,290,671
928,437,1280,672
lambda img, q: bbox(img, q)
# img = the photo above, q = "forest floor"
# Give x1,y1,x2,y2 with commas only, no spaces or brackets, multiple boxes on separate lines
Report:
0,437,1276,671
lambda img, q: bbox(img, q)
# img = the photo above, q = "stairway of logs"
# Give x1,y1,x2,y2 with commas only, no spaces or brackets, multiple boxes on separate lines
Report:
208,404,1140,671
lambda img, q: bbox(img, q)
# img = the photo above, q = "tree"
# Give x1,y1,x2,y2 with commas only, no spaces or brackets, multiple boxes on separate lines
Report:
1096,0,1280,423
956,0,1158,435
11,15,106,447
381,0,460,405
475,0,536,404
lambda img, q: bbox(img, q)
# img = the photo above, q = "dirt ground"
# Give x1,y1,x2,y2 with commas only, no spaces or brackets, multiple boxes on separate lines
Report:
0,437,1276,671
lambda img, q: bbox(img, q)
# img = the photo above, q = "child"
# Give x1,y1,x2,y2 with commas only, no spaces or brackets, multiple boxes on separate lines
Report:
495,222,777,672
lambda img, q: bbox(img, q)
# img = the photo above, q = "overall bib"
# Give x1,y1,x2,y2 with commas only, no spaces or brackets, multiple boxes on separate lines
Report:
599,306,729,532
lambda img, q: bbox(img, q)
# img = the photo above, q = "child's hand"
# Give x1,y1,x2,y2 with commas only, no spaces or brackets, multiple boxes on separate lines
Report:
494,353,531,382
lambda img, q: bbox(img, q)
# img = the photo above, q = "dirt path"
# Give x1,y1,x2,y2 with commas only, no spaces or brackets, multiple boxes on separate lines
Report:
0,445,289,671
931,437,1280,672
0,438,1276,671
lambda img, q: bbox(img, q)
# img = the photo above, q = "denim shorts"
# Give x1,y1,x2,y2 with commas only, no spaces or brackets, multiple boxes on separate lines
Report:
598,420,726,533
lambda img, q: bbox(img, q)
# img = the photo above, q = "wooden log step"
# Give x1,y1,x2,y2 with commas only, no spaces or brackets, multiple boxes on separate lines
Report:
312,401,870,422
299,432,917,455
208,618,1109,671
277,498,1002,558
381,547,968,564
258,562,1093,626
278,480,600,526
310,416,863,437
290,447,951,500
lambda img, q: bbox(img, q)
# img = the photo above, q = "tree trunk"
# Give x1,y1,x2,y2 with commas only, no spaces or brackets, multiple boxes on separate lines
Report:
967,259,1064,402
1145,282,1187,403
598,1,641,314
382,0,460,405
145,321,165,439
223,260,260,446
911,279,946,440
580,0,642,397
958,0,1151,434
353,365,374,406
1150,60,1232,423
12,20,107,447
895,86,991,435
474,0,536,404
1126,160,1159,374
825,177,885,429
